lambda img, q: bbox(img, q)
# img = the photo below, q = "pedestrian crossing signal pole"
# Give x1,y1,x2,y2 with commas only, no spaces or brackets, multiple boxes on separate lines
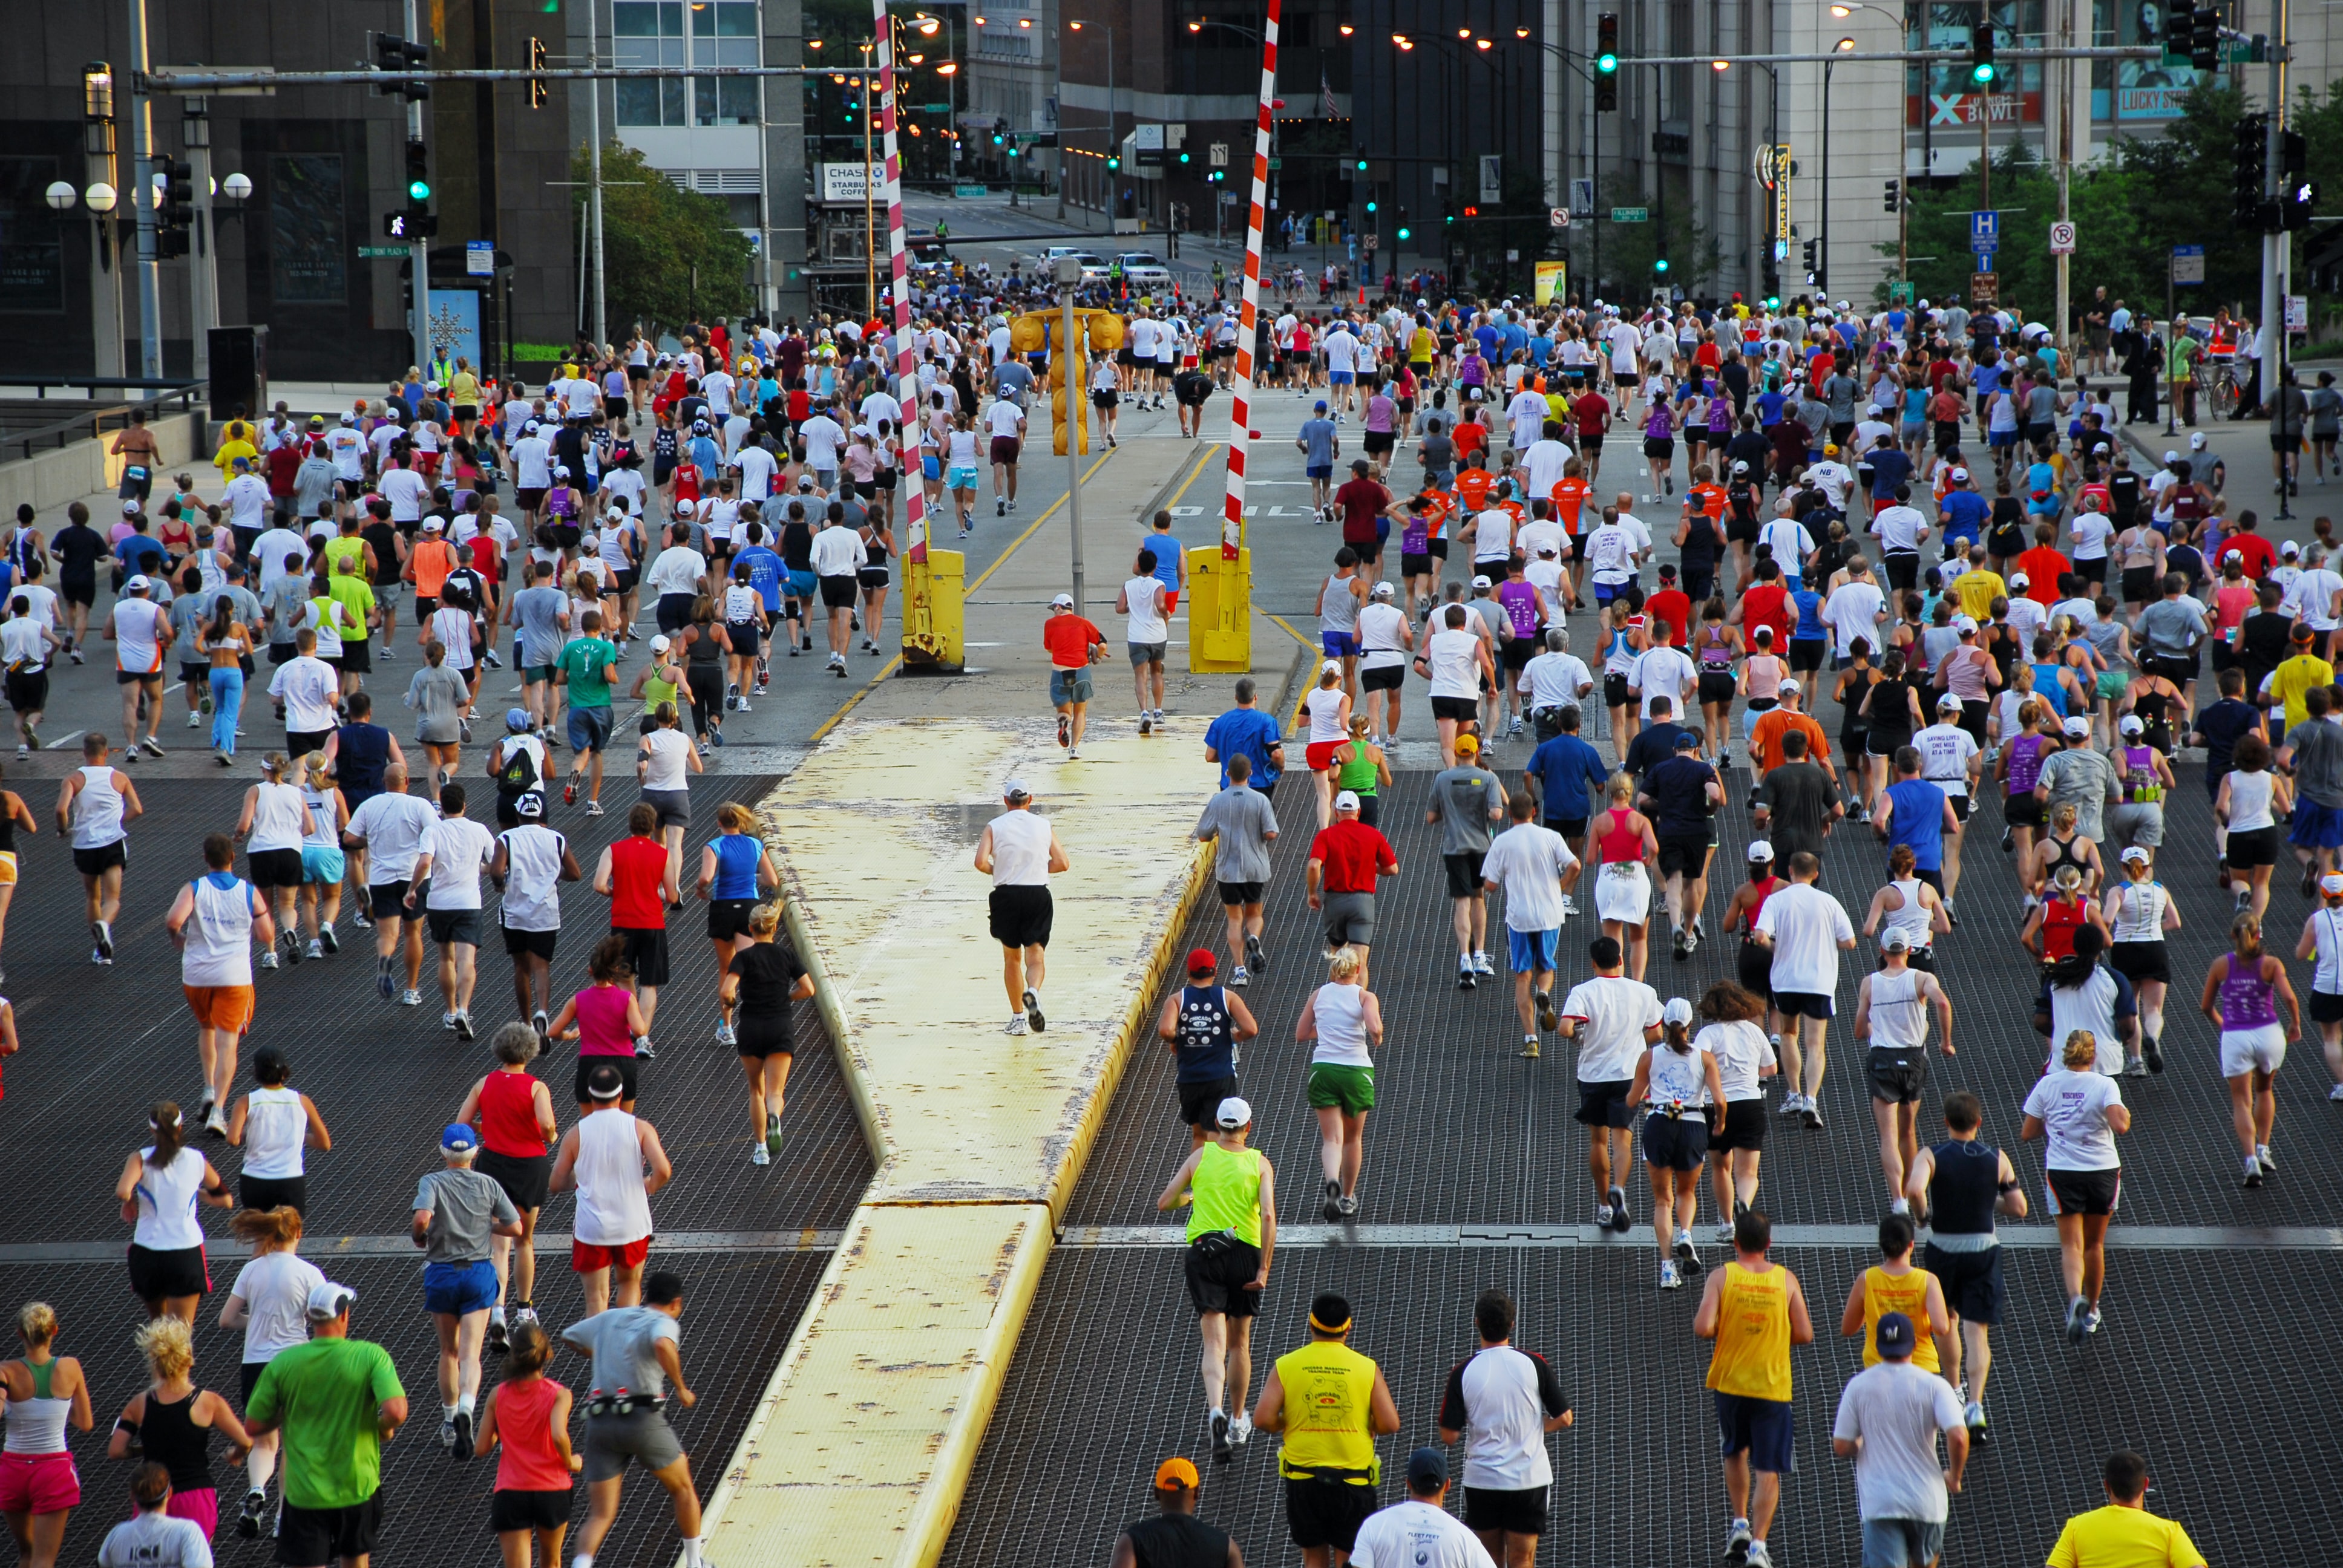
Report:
1219,0,1280,567
870,0,931,568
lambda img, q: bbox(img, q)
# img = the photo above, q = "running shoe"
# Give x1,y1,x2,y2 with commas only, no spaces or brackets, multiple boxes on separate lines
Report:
2243,1153,2264,1189
453,1410,474,1459
237,1491,269,1540
715,1022,738,1046
1595,1203,1615,1229
1560,895,1578,918
634,1036,657,1059
206,1104,229,1138
766,1112,784,1157
142,736,165,757
1228,965,1250,988
1674,1236,1703,1275
2123,1054,2147,1077
1725,1521,1752,1564
1965,1403,1987,1445
532,1010,550,1040
1777,1091,1805,1117
442,1012,460,1032
750,1143,770,1166
487,1316,508,1355
259,950,280,970
1068,746,1080,759
2257,1144,2276,1172
1801,1102,1824,1130
2143,1035,2163,1073
585,800,605,815
1210,1409,1233,1463
93,920,114,961
456,1013,476,1042
91,945,110,965
1659,1260,1682,1290
1322,1179,1343,1221
1245,933,1266,973
1472,950,1496,975
12,745,22,760
189,708,205,726
1518,1036,1541,1059
283,932,304,966
1023,988,1046,1033
1671,928,1689,960
1715,1220,1735,1244
399,989,422,1007
1745,1542,1774,1568
1229,1414,1253,1447
1535,989,1558,1031
1607,1186,1631,1232
1004,1014,1029,1035
511,1304,539,1329
306,939,325,960
1139,713,1152,736
437,1415,457,1451
1057,714,1072,748
1335,1194,1358,1218
377,959,395,999
1683,927,1700,955
2084,1307,2102,1335
2064,1295,2091,1342
712,730,727,748
563,780,579,806
353,908,372,930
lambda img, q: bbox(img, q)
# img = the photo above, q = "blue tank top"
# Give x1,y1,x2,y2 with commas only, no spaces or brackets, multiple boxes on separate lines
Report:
1884,779,1947,871
333,723,390,802
709,833,762,900
1792,588,1826,641
1172,984,1237,1082
2029,664,2068,716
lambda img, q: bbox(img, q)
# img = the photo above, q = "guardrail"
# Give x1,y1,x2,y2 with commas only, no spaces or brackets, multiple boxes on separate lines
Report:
0,382,208,468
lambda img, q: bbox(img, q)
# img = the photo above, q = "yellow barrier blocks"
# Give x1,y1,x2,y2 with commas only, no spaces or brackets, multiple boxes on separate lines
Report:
709,716,1221,1568
1185,546,1253,673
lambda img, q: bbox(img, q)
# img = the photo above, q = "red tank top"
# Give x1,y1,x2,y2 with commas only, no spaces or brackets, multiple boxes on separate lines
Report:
608,836,667,929
2042,897,2086,960
1597,808,1643,864
479,1069,547,1158
1738,875,1784,933
490,1375,572,1492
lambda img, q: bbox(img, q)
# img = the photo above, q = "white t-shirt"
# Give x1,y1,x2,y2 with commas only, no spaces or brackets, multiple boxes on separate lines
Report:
1820,582,1887,660
1871,505,1929,553
1754,881,1855,996
1630,645,1696,720
1700,1019,1777,1100
346,789,439,883
421,815,497,909
1480,821,1578,932
639,727,695,791
985,400,1026,440
379,466,431,523
1123,577,1168,644
2022,1068,2125,1169
1913,723,1980,795
1348,1500,1499,1568
497,824,569,932
1524,438,1574,497
1424,628,1483,699
1562,975,1663,1082
2069,512,2115,561
1439,1342,1568,1492
228,1250,329,1363
735,445,779,501
1831,1361,1965,1524
110,597,169,675
1758,518,1816,572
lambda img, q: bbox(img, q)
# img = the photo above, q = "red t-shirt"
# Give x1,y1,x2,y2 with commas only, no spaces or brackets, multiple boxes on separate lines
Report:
264,444,303,498
608,835,667,930
1549,477,1592,532
1742,583,1792,647
2015,546,2070,607
2226,533,2276,581
1335,477,1388,547
1454,422,1489,465
1572,392,1611,437
1309,820,1397,893
1645,589,1693,649
1042,613,1106,669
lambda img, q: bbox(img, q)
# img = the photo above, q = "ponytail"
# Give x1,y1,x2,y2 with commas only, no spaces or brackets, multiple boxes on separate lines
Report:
146,1102,185,1168
1665,1021,1694,1054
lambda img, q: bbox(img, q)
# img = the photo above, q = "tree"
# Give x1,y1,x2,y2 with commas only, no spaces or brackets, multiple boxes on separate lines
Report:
572,142,754,339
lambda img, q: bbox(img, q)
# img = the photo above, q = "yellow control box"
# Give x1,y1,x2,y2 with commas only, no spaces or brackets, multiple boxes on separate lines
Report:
899,546,965,673
1187,545,1251,672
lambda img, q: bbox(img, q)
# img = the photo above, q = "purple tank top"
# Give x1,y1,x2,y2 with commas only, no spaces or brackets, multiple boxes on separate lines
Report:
2218,957,2278,1029
1497,579,1539,639
1699,627,1734,670
1644,405,1674,439
1401,511,1431,554
2005,733,2047,795
1707,395,1733,434
575,985,634,1056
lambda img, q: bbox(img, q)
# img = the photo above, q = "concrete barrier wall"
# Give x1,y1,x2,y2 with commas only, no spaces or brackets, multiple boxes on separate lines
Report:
1,411,205,514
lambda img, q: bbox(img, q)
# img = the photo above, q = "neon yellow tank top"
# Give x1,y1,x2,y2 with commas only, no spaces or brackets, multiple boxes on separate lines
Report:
1274,1340,1380,1484
1705,1261,1792,1401
1185,1142,1262,1247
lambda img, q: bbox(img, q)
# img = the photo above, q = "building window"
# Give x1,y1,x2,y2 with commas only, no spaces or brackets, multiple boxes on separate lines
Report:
615,1,686,125
690,1,761,123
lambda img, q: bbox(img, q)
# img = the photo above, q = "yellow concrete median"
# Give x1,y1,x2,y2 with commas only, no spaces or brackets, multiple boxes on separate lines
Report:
707,714,1220,1567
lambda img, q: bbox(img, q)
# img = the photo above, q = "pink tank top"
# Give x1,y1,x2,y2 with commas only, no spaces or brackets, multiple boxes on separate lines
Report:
1744,654,1783,702
575,986,634,1056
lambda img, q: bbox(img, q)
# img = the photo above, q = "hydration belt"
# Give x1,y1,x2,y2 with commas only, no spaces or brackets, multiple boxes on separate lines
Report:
585,1392,665,1418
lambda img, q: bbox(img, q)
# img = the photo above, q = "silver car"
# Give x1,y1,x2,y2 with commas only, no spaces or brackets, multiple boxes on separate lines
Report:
1116,251,1172,286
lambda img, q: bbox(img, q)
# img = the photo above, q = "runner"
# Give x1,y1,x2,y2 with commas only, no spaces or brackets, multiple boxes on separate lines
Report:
1559,935,1663,1233
1294,948,1383,1220
2102,847,2178,1073
1693,1210,1814,1568
163,833,274,1135
2022,1028,2132,1342
236,754,315,969
1041,592,1108,759
1750,851,1856,1130
1904,1091,2027,1445
1429,1288,1572,1568
105,573,172,760
594,804,677,1053
547,1063,672,1317
1480,793,1579,1059
241,1281,407,1568
116,1102,233,1324
1,589,61,757
1120,551,1171,736
1107,1459,1238,1568
469,1321,578,1568
411,1122,522,1459
2043,1451,2208,1568
559,1272,708,1568
2197,911,2300,1189
1356,581,1414,742
341,762,438,1007
1156,1094,1275,1462
1639,729,1723,961
1426,733,1506,988
295,753,350,959
224,1047,329,1215
1193,756,1280,984
1585,774,1660,981
555,611,620,814
1629,997,1725,1288
57,733,140,966
1346,1448,1498,1568
1,1302,91,1568
217,1206,326,1538
103,1298,249,1550
1826,1305,1968,1568
1852,927,1955,1214
1250,1294,1401,1568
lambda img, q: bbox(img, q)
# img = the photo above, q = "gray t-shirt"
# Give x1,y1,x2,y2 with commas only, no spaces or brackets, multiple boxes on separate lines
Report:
1823,373,1858,422
1194,784,1280,884
2134,597,2207,656
1299,418,1338,468
412,1166,519,1265
1426,765,1507,855
563,1305,680,1400
511,584,568,667
406,663,472,745
169,593,215,658
263,575,309,645
2037,745,2114,843
991,360,1035,406
2286,718,2343,808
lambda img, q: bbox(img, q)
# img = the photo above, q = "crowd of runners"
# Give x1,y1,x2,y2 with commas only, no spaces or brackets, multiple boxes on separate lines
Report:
1029,288,2313,1568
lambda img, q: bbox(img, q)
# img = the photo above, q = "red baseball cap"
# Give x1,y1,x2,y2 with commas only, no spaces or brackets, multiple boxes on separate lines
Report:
1186,949,1218,974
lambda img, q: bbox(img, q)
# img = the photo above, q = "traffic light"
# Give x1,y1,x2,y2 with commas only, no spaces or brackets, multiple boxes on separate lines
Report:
2232,111,2269,229
2162,3,2193,53
1463,204,1478,218
2189,3,2222,70
152,156,193,259
526,37,549,108
1595,13,1620,111
1883,178,1899,212
1801,238,1820,284
373,33,431,102
1654,256,1670,275
1355,157,1369,172
1107,154,1120,169
1968,24,1996,85
1397,208,1411,240
404,138,431,203
2279,129,2314,230
382,209,437,239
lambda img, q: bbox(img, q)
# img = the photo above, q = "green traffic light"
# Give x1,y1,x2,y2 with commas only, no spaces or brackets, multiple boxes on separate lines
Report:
1107,155,1120,169
1596,51,1619,72
1654,258,1670,273
1397,226,1411,240
1366,200,1378,212
407,179,431,202
1355,159,1368,171
1179,151,1190,163
1970,62,1996,83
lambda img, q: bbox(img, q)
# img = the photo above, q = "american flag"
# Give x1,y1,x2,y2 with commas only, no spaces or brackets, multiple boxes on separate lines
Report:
1321,69,1337,118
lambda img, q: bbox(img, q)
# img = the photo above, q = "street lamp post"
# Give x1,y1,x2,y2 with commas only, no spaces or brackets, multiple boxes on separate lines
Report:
81,62,125,379
1820,37,1855,298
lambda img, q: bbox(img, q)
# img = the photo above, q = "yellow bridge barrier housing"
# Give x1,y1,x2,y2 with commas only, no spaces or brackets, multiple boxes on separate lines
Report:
898,547,965,674
1185,545,1252,673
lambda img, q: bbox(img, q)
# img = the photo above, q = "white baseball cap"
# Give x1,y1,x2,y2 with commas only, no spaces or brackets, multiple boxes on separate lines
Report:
1746,840,1775,861
1050,592,1074,608
1661,997,1695,1025
1779,677,1801,694
2120,845,2153,865
2062,714,2091,737
1334,789,1362,811
2119,714,2145,735
1214,1096,1253,1129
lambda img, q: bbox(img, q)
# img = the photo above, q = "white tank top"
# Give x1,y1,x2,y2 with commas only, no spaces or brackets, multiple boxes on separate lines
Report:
246,781,309,854
1882,878,1933,949
2109,881,2169,945
572,1109,655,1246
1645,1042,1711,1108
2312,904,2343,994
985,809,1053,887
1,1367,71,1455
724,583,761,624
1308,982,1372,1067
133,1145,208,1252
2227,769,2275,831
1866,966,1930,1053
301,785,341,851
240,1085,308,1179
1305,687,1348,744
70,765,125,849
1124,577,1168,643
180,875,256,987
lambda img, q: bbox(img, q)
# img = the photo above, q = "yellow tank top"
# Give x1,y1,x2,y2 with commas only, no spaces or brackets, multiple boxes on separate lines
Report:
323,535,367,579
1860,1266,1939,1373
1274,1339,1381,1484
1705,1261,1793,1401
1186,1142,1262,1247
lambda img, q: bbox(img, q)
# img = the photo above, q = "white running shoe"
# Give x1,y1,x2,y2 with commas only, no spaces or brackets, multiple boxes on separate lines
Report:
1004,1014,1029,1035
750,1143,771,1166
715,1022,738,1047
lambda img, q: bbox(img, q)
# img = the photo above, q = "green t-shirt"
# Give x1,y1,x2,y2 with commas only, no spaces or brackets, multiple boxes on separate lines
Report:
246,1336,405,1511
557,636,618,708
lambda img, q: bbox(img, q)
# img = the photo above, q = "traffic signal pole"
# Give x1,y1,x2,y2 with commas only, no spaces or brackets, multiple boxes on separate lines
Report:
2264,0,2289,515
127,0,163,380
404,0,430,375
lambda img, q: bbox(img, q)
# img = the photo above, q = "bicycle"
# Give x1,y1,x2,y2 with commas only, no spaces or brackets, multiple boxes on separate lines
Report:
2196,358,2243,421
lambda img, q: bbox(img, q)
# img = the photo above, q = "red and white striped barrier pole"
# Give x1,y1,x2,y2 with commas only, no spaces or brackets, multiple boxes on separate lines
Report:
1218,0,1281,562
871,6,929,564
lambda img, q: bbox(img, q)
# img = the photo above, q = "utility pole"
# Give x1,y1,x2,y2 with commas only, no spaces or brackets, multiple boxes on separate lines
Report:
2053,0,2071,360
587,0,606,348
863,38,877,318
404,0,430,374
128,0,163,379
1057,255,1086,612
2264,0,2290,515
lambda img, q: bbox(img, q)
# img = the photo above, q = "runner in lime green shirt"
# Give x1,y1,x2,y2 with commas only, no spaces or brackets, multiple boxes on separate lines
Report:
243,1292,407,1524
1157,1097,1277,1460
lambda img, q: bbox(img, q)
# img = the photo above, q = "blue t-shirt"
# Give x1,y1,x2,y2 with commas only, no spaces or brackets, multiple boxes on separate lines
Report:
1973,362,2002,399
1756,390,1788,428
1884,777,1948,871
1792,587,1827,641
1203,706,1283,789
1142,534,1183,592
734,544,784,611
116,534,167,577
707,832,762,899
1525,734,1610,823
1299,419,1338,469
1867,448,1915,499
1938,491,1990,544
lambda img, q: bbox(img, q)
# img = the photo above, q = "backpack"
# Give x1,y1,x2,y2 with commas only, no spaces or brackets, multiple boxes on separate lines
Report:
496,738,539,793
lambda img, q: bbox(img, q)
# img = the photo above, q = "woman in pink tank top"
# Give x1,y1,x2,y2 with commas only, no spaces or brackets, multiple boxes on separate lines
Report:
548,935,650,1111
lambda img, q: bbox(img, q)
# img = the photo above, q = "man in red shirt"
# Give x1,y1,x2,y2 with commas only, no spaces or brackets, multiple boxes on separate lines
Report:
2014,525,2071,609
1643,564,1693,650
594,801,674,1054
263,439,303,523
1042,592,1107,758
1306,791,1398,986
1571,387,1612,484
1334,459,1396,575
2224,513,2276,581
1737,559,1792,650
